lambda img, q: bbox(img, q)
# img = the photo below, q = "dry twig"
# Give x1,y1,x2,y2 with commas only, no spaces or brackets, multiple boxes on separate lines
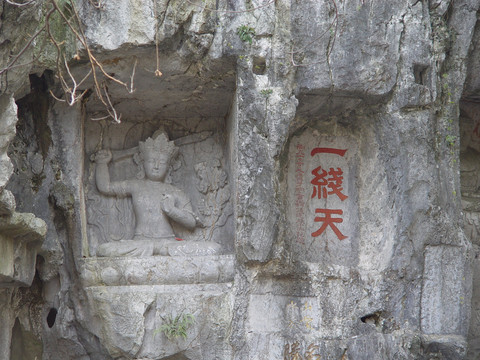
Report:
154,0,162,77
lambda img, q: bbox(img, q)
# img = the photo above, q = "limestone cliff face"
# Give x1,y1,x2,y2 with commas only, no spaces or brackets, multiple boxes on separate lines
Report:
1,0,480,359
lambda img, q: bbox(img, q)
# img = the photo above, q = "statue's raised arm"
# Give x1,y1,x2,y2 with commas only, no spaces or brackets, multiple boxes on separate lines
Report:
94,149,118,196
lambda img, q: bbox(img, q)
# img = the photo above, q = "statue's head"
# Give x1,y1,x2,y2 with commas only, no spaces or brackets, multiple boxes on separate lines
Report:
136,132,178,181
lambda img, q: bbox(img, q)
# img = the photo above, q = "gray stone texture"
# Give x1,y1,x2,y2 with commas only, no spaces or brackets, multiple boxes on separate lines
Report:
460,99,480,358
0,95,17,190
421,246,471,336
1,0,480,359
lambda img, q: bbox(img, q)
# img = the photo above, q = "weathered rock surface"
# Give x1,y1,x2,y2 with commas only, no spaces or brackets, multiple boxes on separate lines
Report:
1,0,480,359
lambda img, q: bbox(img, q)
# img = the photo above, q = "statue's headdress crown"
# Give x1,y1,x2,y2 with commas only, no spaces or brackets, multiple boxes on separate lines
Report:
138,132,178,160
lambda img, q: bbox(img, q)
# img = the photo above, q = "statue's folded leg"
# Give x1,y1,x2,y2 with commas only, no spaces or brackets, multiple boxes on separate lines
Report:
167,241,222,256
96,239,179,257
97,240,155,257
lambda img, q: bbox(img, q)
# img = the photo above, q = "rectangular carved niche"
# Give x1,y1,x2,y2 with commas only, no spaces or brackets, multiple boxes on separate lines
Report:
286,133,358,264
83,119,234,257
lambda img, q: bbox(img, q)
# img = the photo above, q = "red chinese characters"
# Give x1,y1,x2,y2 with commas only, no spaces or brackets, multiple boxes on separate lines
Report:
310,167,348,201
310,147,348,241
311,209,347,240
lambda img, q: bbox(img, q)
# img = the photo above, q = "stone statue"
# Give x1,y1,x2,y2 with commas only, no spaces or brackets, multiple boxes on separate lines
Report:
94,131,220,257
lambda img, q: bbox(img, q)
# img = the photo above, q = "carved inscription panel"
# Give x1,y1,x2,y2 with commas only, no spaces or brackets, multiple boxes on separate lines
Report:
287,133,358,264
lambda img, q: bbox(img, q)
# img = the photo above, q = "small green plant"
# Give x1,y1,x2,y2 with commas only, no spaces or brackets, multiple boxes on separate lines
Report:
260,89,273,97
237,25,255,44
154,313,195,341
445,134,456,148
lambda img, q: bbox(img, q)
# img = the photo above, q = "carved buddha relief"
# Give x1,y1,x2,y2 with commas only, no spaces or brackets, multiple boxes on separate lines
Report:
87,127,230,257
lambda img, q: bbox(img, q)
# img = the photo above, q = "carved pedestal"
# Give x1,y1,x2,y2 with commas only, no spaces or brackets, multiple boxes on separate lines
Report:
79,255,235,286
79,256,235,360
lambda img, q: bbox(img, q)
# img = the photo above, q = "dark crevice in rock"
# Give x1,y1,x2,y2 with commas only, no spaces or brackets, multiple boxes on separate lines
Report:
7,71,54,198
46,307,57,328
252,56,266,75
360,312,380,325
161,353,191,360
413,64,430,85
443,1,454,23
17,72,53,160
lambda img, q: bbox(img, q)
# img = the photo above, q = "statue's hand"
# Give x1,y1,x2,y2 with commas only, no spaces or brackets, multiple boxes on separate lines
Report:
161,195,176,215
95,149,112,164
